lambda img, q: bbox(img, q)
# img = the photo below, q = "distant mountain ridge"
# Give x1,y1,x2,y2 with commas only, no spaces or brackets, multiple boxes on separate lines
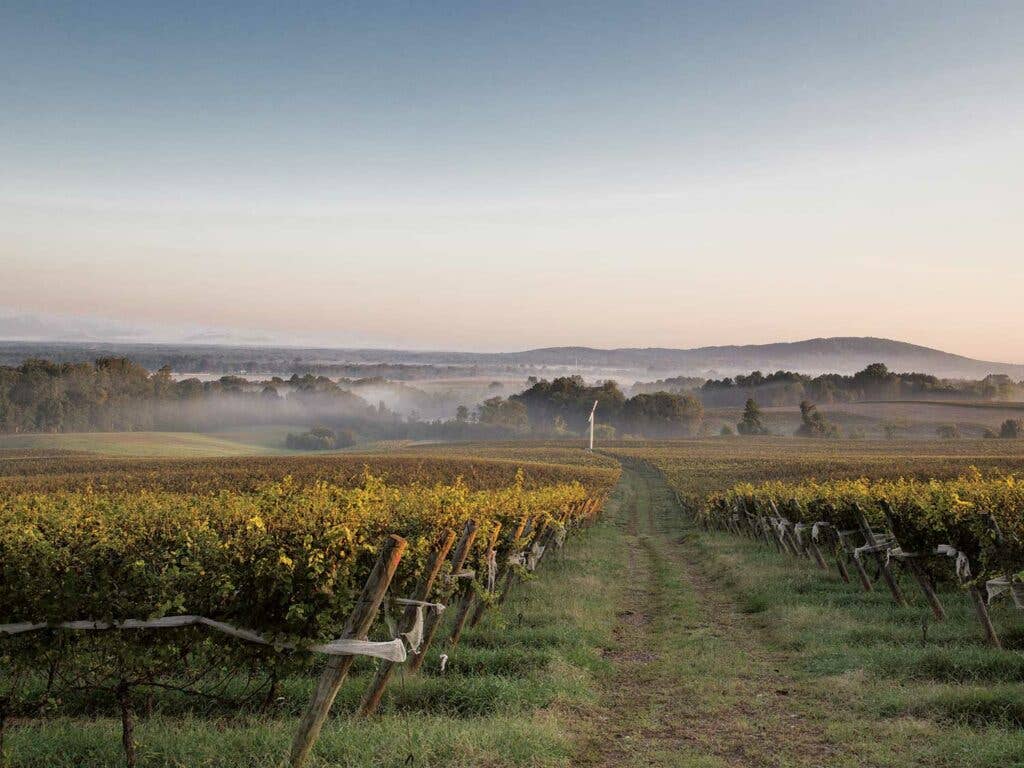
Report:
0,336,1020,380
496,338,1024,379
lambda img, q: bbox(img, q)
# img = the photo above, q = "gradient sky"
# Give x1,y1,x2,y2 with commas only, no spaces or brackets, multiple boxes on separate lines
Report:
2,1,1022,359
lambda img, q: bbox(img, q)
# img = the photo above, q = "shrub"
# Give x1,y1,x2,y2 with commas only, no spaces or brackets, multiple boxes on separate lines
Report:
1000,419,1023,439
285,425,356,450
794,401,838,438
737,399,769,435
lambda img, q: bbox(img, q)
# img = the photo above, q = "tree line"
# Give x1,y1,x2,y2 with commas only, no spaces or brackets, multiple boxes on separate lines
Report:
699,363,1021,407
473,376,704,438
0,360,705,440
0,358,382,434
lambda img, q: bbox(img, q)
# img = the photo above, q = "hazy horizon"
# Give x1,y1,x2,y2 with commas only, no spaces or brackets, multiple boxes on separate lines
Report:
3,2,1022,360
2,309,1024,368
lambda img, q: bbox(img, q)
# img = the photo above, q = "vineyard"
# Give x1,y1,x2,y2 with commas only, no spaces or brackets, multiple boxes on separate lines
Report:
610,438,1024,765
700,471,1024,646
0,450,620,495
612,436,1024,503
0,450,616,767
6,438,1024,767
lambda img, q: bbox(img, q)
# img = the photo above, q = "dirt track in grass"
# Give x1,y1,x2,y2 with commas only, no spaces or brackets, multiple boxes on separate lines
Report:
573,462,840,768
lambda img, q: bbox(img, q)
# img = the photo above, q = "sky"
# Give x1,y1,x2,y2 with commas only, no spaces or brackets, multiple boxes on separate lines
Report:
1,1,1022,360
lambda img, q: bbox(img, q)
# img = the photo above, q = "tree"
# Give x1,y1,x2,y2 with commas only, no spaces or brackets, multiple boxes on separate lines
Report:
286,425,338,450
455,405,470,423
936,424,961,439
621,392,704,437
476,396,529,430
795,400,838,438
1000,419,1023,439
736,399,769,435
720,424,735,436
511,376,626,432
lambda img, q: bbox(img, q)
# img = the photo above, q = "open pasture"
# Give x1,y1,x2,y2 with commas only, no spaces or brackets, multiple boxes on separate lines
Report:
0,431,284,458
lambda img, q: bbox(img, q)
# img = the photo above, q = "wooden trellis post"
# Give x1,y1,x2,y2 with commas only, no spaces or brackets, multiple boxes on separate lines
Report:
289,535,406,768
805,534,830,571
407,520,478,674
498,519,534,606
470,516,527,627
357,529,457,716
856,506,906,606
826,528,852,584
838,529,873,591
966,581,1002,649
449,522,501,646
878,501,945,621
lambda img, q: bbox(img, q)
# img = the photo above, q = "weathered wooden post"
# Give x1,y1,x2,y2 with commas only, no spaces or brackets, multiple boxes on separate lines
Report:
532,512,566,570
470,516,527,627
289,534,406,768
449,522,501,646
407,520,478,674
823,526,852,583
907,558,946,621
498,519,534,605
878,501,945,620
966,582,1002,648
805,532,830,571
940,544,1001,648
856,506,906,606
358,529,456,716
839,529,873,591
761,516,782,553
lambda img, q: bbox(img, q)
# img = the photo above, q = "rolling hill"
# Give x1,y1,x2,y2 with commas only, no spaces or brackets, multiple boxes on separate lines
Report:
0,336,1020,380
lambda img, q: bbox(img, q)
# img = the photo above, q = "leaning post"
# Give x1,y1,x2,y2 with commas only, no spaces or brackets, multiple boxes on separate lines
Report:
358,529,457,716
289,534,406,768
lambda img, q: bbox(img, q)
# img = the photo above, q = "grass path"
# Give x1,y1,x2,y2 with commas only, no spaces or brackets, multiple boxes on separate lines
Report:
575,461,843,767
580,457,1024,768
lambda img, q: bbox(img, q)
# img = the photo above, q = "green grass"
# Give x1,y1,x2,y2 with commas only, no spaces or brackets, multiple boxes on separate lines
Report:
2,484,628,767
0,425,400,457
0,431,285,458
660,482,1024,765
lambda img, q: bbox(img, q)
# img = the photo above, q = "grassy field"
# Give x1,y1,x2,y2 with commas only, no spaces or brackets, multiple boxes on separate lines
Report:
0,427,429,458
0,430,291,457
